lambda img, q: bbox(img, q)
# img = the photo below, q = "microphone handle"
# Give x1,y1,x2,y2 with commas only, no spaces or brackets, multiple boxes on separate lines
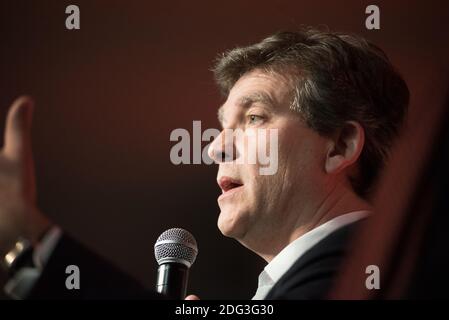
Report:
156,263,189,299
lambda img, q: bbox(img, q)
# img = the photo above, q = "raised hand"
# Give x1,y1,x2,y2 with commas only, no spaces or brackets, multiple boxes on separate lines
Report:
0,96,51,256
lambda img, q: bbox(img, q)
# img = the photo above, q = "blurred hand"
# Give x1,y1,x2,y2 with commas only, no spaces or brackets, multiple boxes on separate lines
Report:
185,294,200,300
0,96,51,256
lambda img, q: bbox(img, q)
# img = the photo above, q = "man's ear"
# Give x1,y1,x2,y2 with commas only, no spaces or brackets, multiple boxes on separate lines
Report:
325,121,365,174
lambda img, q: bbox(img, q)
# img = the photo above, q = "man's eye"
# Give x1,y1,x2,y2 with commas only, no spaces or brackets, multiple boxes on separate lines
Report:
248,114,264,124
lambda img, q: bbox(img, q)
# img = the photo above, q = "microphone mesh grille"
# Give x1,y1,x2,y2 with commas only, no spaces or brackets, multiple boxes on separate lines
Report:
154,228,198,267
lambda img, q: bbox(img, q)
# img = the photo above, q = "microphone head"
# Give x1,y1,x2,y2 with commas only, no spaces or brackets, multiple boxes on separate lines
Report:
154,228,198,268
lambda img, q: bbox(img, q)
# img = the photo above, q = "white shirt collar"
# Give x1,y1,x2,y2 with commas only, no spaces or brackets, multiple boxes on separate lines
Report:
252,210,370,300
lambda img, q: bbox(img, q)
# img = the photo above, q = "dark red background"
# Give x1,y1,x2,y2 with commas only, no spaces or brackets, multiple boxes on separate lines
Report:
0,0,448,298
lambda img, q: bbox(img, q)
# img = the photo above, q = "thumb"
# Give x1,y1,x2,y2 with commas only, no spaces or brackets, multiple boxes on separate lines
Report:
3,96,34,161
185,294,200,300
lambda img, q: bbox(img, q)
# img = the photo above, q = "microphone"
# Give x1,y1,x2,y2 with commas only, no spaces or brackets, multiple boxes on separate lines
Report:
154,228,198,299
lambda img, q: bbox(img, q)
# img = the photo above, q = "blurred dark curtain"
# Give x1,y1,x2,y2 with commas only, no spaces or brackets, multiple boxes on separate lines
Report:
331,80,449,299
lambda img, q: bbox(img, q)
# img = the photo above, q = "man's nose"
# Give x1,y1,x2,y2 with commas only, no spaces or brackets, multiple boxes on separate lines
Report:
207,129,236,163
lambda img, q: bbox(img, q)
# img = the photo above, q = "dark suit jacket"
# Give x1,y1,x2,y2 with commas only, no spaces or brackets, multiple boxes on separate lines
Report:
27,220,361,299
28,234,161,299
265,220,362,299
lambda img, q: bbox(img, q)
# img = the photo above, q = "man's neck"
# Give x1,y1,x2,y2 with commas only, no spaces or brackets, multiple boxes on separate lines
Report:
260,185,372,262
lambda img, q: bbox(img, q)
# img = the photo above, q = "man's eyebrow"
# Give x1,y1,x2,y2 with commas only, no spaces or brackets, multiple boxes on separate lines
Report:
217,91,274,126
237,91,275,108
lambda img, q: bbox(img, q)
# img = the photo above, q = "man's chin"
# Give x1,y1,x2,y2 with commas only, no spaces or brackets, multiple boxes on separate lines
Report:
217,209,247,239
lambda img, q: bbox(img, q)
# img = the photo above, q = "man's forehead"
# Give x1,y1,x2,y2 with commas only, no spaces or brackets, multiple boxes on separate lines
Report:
238,91,274,106
217,71,292,124
231,70,284,97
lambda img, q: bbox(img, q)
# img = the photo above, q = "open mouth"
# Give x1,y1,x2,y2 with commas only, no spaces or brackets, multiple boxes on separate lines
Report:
218,176,244,196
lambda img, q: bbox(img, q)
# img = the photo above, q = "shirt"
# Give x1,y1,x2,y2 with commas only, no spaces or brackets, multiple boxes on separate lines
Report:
252,210,370,300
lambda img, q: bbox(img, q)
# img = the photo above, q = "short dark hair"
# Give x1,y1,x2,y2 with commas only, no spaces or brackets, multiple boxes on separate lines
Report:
213,27,409,199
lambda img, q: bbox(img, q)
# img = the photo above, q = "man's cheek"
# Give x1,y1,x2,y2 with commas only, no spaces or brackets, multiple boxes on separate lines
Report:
243,128,279,175
259,128,279,175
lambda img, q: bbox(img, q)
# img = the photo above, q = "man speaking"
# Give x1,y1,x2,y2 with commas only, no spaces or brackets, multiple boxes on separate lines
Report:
0,28,409,299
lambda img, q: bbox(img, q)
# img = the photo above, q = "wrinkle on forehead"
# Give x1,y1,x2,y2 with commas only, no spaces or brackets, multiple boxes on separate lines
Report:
217,69,295,126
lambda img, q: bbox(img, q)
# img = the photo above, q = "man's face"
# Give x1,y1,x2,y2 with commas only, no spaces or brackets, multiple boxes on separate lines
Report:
208,69,330,251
